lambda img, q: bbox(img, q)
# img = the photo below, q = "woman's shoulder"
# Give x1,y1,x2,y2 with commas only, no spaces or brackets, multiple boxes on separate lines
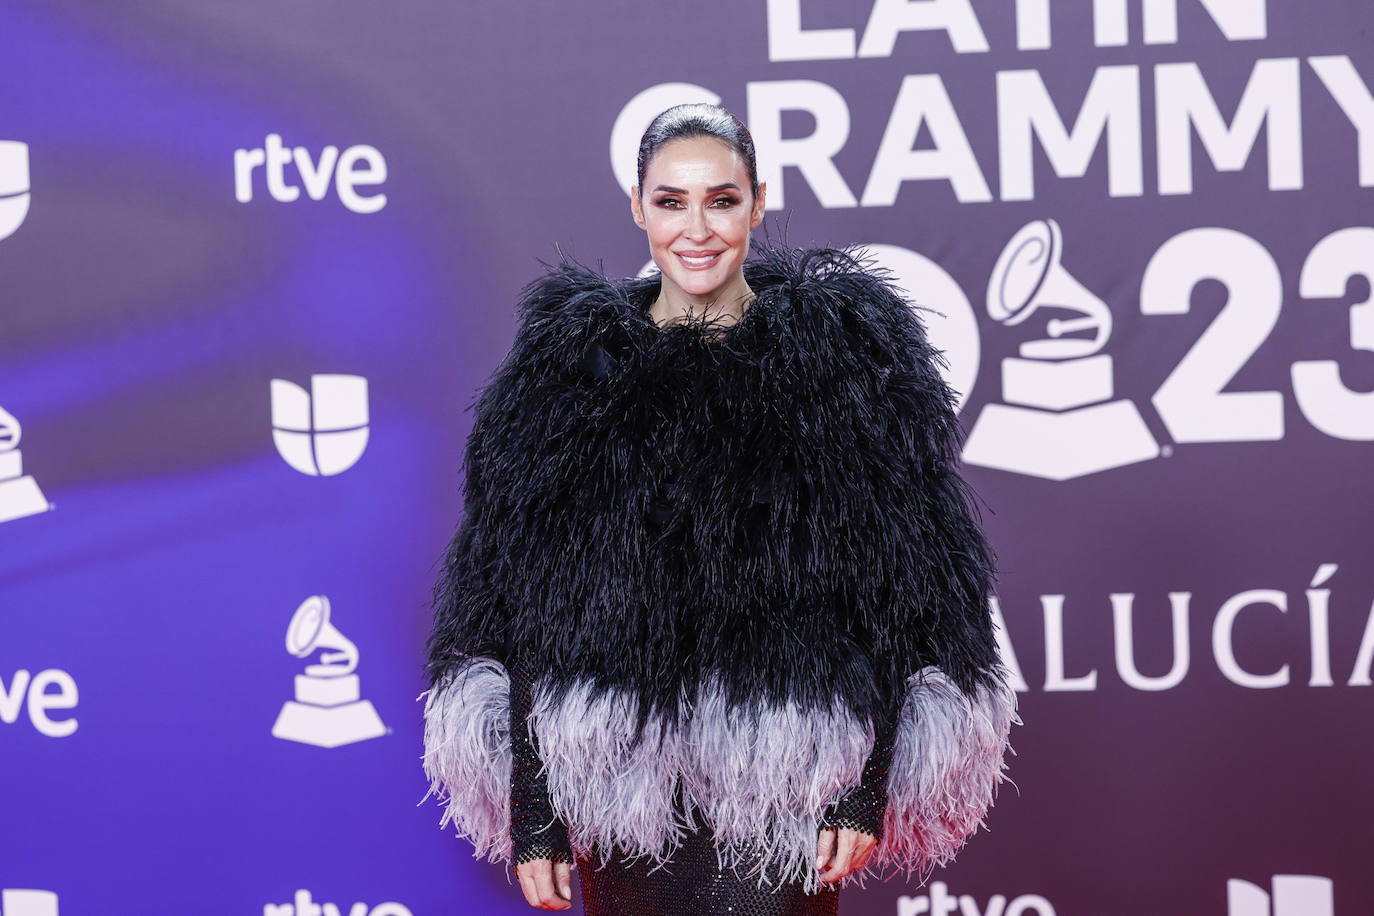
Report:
515,254,649,327
746,241,934,352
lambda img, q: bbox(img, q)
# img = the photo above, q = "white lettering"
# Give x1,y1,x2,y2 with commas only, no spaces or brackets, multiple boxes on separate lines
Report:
997,65,1143,200
988,598,1030,692
1293,227,1374,440
1214,589,1290,689
766,0,856,61
295,889,323,916
899,896,932,916
858,0,989,57
0,669,30,723
1350,600,1374,687
1092,0,1267,45
233,147,266,202
1111,593,1191,691
295,145,340,201
1305,564,1338,687
335,145,387,214
1014,0,1050,51
1,669,78,736
264,132,299,202
27,669,78,737
1006,896,1057,916
1309,56,1374,187
960,893,1008,916
610,83,721,196
1156,58,1302,195
862,74,992,205
1043,595,1097,691
747,80,857,209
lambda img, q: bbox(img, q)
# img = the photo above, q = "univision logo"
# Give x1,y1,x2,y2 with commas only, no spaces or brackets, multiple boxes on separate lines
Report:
0,889,59,916
270,375,369,476
0,140,30,241
1228,875,1334,916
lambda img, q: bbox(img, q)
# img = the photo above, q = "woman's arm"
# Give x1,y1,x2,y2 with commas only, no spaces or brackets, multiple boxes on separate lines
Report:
509,656,574,910
509,657,573,864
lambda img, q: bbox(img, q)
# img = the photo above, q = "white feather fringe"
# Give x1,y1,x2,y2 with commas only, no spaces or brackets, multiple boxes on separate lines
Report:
867,666,1020,885
419,659,1018,892
419,657,513,863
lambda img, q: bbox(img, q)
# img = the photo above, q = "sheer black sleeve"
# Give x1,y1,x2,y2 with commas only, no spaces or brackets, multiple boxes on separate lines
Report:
508,656,573,865
821,706,897,839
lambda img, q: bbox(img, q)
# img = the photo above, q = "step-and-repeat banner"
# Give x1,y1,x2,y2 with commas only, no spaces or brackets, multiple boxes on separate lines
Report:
2,2,1371,914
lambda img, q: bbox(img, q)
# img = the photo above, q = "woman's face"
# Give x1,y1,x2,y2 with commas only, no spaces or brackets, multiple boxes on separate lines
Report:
631,136,767,306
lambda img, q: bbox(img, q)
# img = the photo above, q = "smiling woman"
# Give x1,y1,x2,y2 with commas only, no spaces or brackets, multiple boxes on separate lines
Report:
630,117,766,333
421,103,1018,916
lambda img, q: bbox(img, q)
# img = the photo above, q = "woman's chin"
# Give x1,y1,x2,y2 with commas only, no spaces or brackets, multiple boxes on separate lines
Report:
663,272,732,302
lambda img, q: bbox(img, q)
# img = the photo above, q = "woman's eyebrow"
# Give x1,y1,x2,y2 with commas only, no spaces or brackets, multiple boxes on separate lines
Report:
651,182,742,194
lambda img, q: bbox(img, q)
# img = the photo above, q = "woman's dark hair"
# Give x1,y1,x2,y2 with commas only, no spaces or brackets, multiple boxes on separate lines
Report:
636,103,760,199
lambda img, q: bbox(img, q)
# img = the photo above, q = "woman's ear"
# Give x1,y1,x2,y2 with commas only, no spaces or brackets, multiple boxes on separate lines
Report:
630,187,647,229
750,182,767,227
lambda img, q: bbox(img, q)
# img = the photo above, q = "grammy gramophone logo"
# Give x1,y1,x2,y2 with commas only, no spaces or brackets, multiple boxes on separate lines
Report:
0,405,51,525
962,218,1159,481
271,595,386,748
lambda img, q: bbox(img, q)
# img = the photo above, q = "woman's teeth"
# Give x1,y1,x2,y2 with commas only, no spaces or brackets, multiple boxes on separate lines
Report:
678,253,720,267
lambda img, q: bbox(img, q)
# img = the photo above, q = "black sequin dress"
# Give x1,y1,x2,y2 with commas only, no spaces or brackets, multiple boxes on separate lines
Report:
508,658,897,915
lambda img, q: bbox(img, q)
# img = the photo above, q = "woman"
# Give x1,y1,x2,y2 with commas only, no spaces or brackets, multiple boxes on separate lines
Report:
421,104,1017,915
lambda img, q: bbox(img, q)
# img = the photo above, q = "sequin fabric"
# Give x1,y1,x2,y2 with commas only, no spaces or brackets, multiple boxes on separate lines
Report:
576,822,841,916
822,706,896,839
509,657,573,865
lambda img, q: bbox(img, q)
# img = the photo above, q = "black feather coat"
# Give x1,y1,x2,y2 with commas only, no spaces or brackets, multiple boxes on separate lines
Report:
421,241,1017,888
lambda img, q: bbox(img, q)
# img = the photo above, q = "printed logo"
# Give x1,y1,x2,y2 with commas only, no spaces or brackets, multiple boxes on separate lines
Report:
1228,875,1334,916
270,375,369,476
234,134,387,214
272,596,385,748
0,405,51,523
962,218,1159,480
897,880,1055,916
263,890,411,916
0,141,30,241
0,669,78,737
0,889,59,916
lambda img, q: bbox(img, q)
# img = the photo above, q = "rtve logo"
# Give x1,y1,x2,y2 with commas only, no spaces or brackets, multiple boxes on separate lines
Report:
0,890,58,916
1229,875,1334,916
234,134,387,214
263,889,411,916
0,140,30,240
897,880,1055,916
0,669,78,737
271,375,369,476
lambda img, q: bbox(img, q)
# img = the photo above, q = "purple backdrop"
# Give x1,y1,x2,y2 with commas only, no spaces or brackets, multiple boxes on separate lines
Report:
2,2,1372,914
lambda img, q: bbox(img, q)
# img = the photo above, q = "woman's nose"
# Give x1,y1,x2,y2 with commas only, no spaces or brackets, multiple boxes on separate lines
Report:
685,205,710,240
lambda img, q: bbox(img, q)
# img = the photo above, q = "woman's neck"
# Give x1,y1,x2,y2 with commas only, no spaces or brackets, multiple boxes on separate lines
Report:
650,274,755,329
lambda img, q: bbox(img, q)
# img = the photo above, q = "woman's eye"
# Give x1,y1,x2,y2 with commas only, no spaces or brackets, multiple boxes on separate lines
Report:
711,196,740,208
655,198,682,209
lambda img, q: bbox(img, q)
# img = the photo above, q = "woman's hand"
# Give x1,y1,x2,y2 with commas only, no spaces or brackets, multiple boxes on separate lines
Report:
816,827,878,883
515,858,572,910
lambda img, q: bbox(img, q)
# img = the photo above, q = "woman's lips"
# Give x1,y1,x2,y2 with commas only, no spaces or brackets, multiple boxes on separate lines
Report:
674,250,723,269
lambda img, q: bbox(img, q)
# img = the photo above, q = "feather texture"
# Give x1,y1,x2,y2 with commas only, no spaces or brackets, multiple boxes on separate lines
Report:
422,241,1015,884
421,658,1017,892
